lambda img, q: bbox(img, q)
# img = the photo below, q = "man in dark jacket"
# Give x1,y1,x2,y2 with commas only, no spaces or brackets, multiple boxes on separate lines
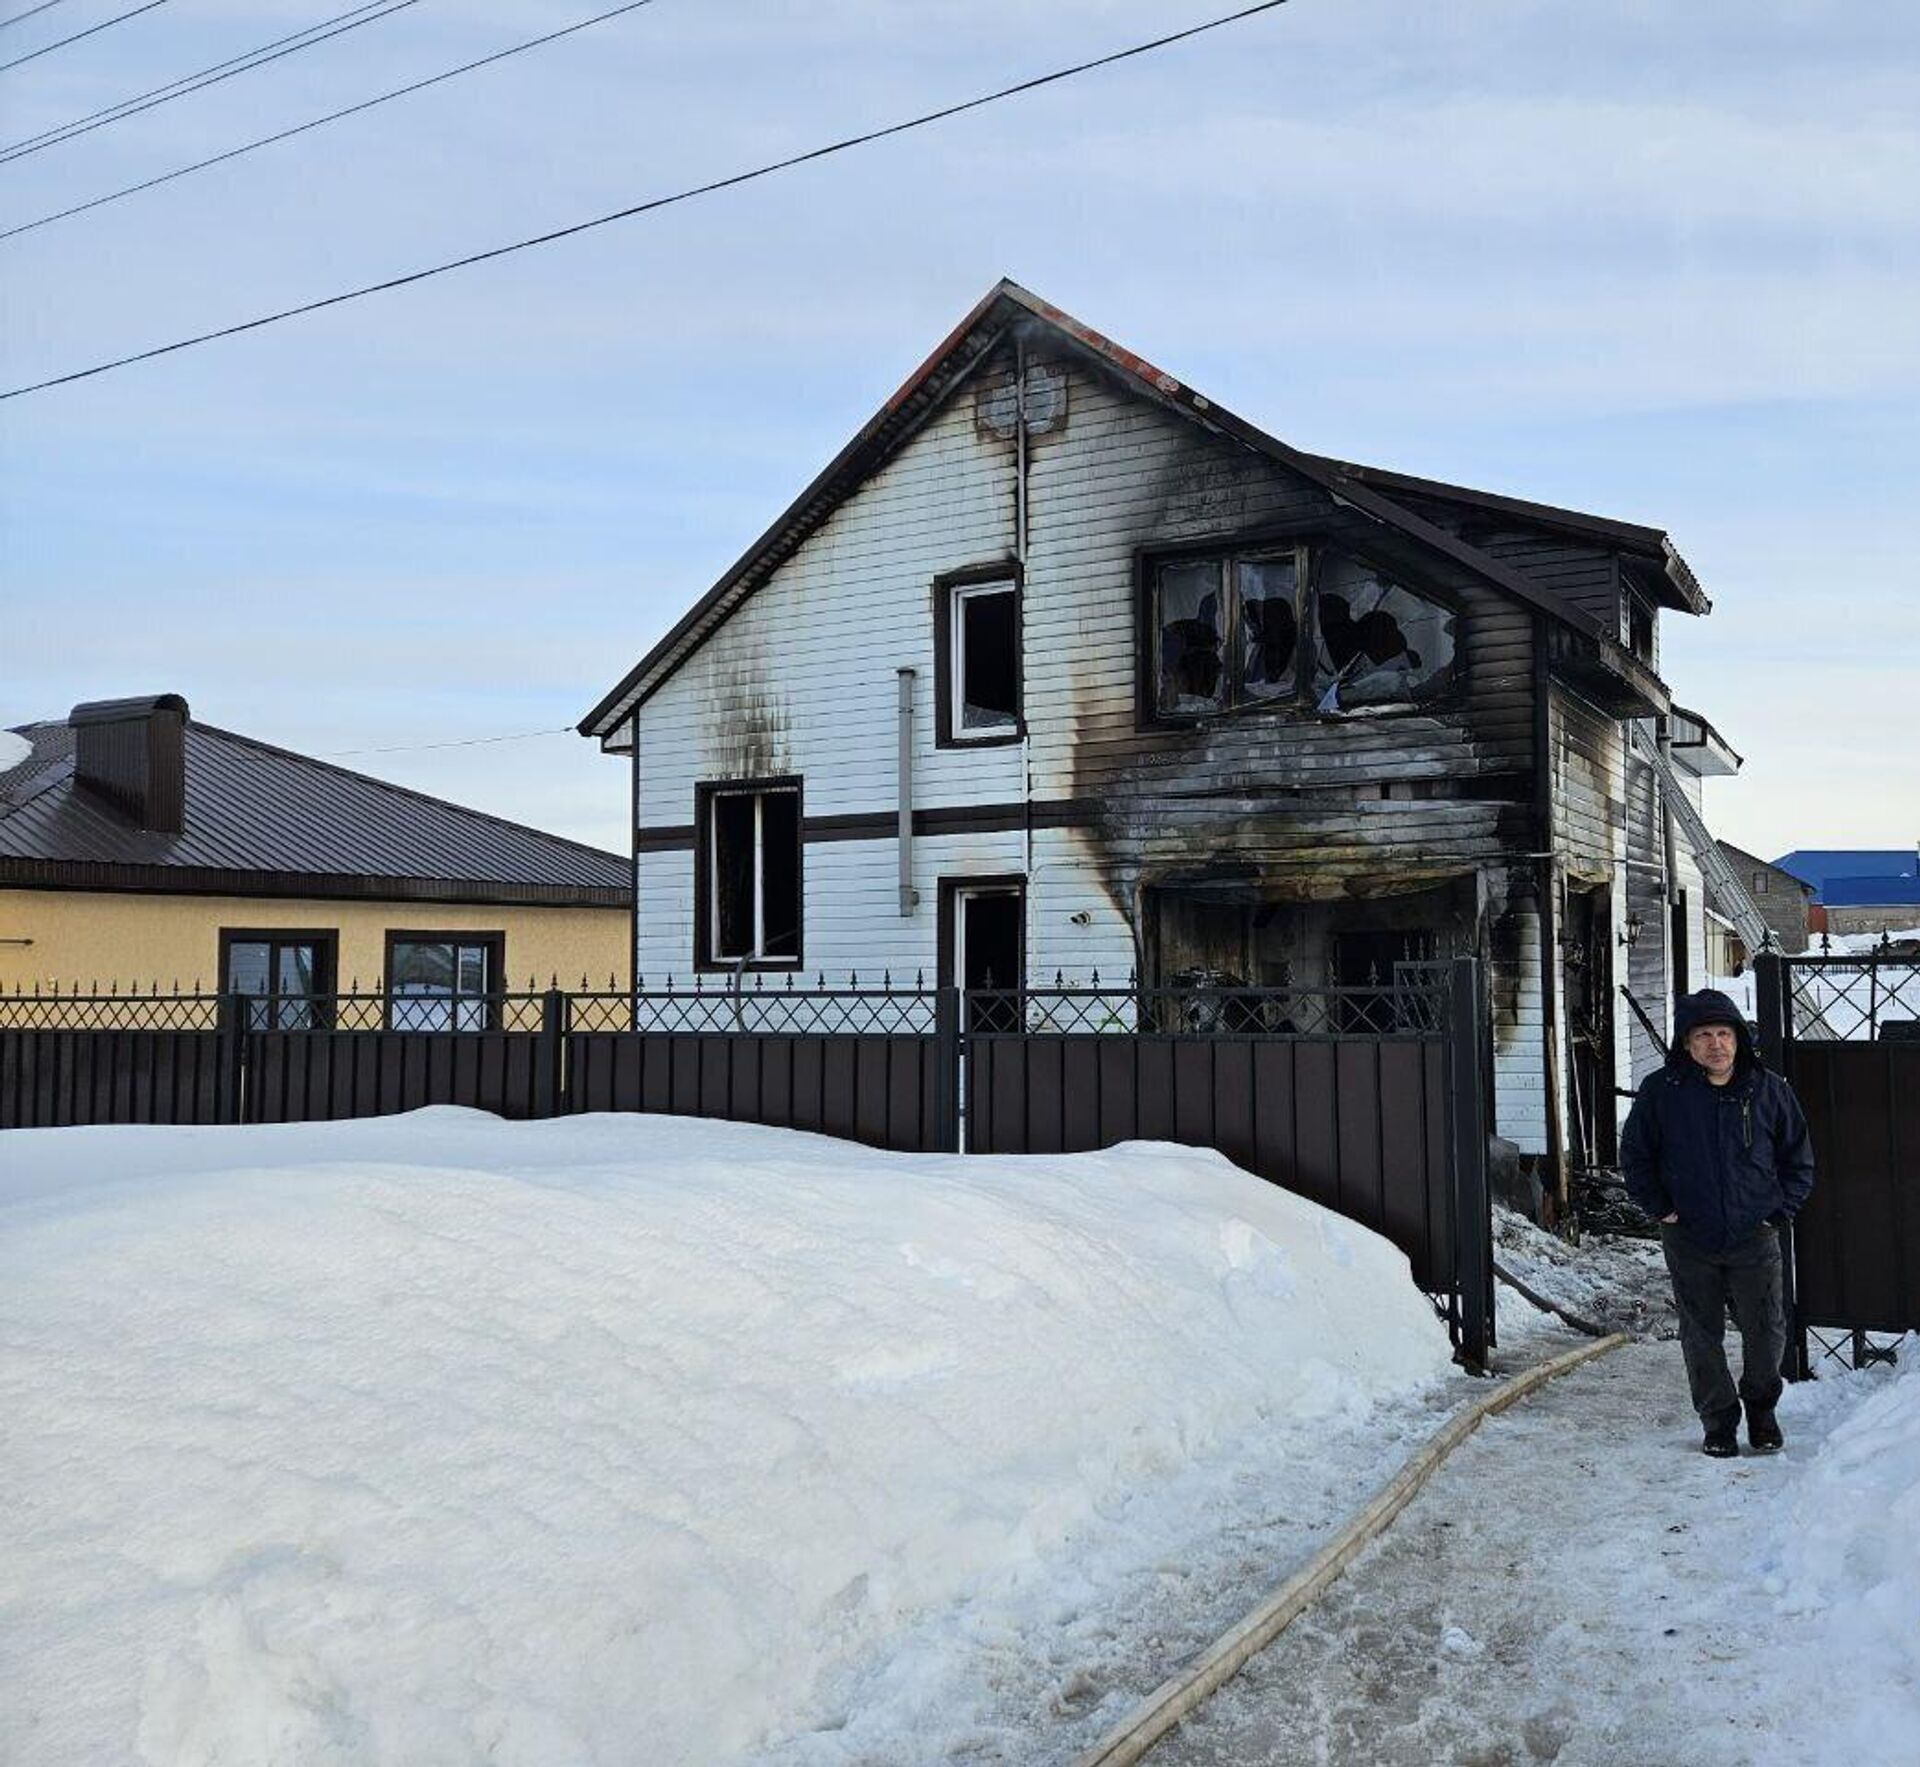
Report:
1621,988,1815,1457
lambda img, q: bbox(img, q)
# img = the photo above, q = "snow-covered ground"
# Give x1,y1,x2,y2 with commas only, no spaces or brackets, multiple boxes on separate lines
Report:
1153,1341,1920,1767
0,1109,1460,1766
1494,1205,1677,1340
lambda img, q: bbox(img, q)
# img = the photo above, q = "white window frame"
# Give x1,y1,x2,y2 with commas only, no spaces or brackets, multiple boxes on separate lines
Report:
948,578,1019,741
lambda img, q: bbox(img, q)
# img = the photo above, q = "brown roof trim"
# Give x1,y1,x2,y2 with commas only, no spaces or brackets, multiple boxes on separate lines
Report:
580,280,1661,740
1308,456,1711,616
0,855,626,908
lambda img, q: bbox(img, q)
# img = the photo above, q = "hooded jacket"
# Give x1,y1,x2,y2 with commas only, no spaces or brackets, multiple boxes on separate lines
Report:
1620,989,1815,1252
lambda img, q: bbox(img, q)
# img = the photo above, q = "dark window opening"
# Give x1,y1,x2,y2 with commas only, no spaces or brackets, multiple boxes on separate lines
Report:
953,582,1019,735
222,931,336,1029
389,934,501,1031
1311,557,1456,712
1628,595,1656,664
700,781,802,966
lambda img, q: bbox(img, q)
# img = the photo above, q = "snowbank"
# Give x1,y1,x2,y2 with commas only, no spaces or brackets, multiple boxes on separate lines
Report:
0,1110,1453,1765
0,727,29,771
1773,1353,1920,1760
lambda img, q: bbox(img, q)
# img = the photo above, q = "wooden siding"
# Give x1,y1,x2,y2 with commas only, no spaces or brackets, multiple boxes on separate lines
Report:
1399,495,1622,635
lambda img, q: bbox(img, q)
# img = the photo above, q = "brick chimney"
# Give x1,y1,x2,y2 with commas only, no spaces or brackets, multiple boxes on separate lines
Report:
69,694,189,834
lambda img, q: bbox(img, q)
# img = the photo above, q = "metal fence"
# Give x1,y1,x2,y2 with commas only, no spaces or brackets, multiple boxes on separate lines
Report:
1,963,1494,1364
1756,952,1920,1372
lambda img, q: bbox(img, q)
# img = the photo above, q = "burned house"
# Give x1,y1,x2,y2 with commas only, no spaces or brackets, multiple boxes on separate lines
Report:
580,281,1728,1198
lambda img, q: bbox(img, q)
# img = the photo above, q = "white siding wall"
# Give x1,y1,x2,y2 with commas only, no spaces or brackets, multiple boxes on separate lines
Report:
1493,903,1548,1154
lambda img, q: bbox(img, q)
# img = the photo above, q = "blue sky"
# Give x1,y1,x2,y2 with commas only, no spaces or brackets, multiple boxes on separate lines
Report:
2,0,1915,860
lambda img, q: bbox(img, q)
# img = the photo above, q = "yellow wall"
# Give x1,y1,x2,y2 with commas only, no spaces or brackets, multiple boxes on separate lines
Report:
0,889,630,995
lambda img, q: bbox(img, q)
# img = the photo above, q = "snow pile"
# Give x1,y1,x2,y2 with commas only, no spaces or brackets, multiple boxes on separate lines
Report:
0,1109,1453,1765
1493,1205,1676,1339
0,726,32,771
1772,1353,1920,1760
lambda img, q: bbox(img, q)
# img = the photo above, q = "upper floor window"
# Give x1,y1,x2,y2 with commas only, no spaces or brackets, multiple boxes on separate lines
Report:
698,778,802,967
1752,872,1770,895
1147,543,1455,719
936,571,1021,744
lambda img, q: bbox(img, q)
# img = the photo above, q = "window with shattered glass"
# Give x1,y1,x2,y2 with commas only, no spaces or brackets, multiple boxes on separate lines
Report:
1152,550,1300,716
1310,556,1456,711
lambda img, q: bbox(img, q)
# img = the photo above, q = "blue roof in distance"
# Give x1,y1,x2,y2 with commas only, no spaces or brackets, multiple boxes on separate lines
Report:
1772,849,1918,900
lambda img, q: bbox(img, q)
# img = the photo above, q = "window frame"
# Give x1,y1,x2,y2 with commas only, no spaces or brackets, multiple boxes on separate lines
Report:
1135,533,1462,728
217,927,339,1030
383,930,506,1032
693,774,805,972
933,562,1024,748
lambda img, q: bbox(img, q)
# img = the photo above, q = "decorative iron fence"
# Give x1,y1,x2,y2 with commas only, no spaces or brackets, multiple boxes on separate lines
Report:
1,964,1495,1365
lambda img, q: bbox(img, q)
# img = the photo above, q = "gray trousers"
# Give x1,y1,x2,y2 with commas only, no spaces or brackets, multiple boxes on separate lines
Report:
1659,1221,1787,1426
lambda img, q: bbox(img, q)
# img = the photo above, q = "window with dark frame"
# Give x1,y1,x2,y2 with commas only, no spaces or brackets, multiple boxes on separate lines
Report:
698,780,802,967
388,934,502,1031
1146,543,1455,719
937,575,1020,743
221,930,337,1029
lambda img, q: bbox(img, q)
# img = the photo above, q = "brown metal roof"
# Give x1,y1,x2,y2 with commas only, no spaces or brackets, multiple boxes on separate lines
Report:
579,278,1703,740
0,715,627,905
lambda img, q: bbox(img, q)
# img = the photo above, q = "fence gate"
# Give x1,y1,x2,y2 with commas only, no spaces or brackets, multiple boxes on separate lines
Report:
963,957,1493,1363
1758,951,1920,1371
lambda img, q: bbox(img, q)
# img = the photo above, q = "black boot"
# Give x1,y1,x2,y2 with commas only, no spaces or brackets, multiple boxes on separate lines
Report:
1702,1410,1740,1458
1746,1404,1784,1454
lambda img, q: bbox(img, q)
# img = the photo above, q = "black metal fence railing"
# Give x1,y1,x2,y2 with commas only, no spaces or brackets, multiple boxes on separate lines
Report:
1780,957,1920,1043
1754,952,1919,1380
1,964,1493,1367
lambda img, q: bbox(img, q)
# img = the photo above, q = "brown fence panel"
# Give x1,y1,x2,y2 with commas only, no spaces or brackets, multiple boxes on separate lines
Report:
242,1031,547,1122
1788,1040,1920,1334
965,1030,1454,1290
564,1032,946,1154
0,1029,228,1128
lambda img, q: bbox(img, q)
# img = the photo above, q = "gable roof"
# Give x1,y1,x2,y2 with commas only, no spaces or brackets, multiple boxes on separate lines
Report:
580,278,1686,740
0,712,628,906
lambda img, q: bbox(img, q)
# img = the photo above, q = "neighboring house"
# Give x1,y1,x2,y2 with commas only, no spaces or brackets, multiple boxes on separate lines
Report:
580,280,1732,1197
1,695,630,1020
1774,848,1920,938
1707,841,1812,965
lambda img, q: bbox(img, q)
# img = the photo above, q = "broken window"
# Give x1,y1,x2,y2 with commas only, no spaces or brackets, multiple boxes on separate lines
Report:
1238,556,1299,701
701,781,802,965
949,580,1019,738
1311,556,1456,712
1152,550,1301,716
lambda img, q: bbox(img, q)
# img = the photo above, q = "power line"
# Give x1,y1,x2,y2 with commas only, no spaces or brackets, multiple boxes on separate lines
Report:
0,0,165,73
326,727,575,757
1,0,661,243
0,0,418,164
0,0,78,34
1,0,1293,401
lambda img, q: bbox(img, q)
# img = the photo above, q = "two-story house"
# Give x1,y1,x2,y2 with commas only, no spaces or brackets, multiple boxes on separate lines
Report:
581,281,1725,1203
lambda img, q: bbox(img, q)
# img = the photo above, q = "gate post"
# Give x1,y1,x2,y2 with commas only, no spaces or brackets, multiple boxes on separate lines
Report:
539,988,568,1119
1448,956,1493,1371
933,985,961,1153
1753,953,1811,1380
215,991,247,1124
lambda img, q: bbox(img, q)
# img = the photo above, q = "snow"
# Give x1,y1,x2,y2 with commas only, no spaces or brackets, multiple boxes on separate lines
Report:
1773,1351,1920,1761
0,1109,1456,1766
0,726,31,771
1494,1206,1677,1339
1152,1338,1920,1766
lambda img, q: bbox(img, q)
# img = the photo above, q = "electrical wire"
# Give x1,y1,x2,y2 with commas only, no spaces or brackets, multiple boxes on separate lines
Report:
0,1,78,32
1,0,1293,401
0,0,164,72
0,0,419,163
1,0,661,242
325,727,575,757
